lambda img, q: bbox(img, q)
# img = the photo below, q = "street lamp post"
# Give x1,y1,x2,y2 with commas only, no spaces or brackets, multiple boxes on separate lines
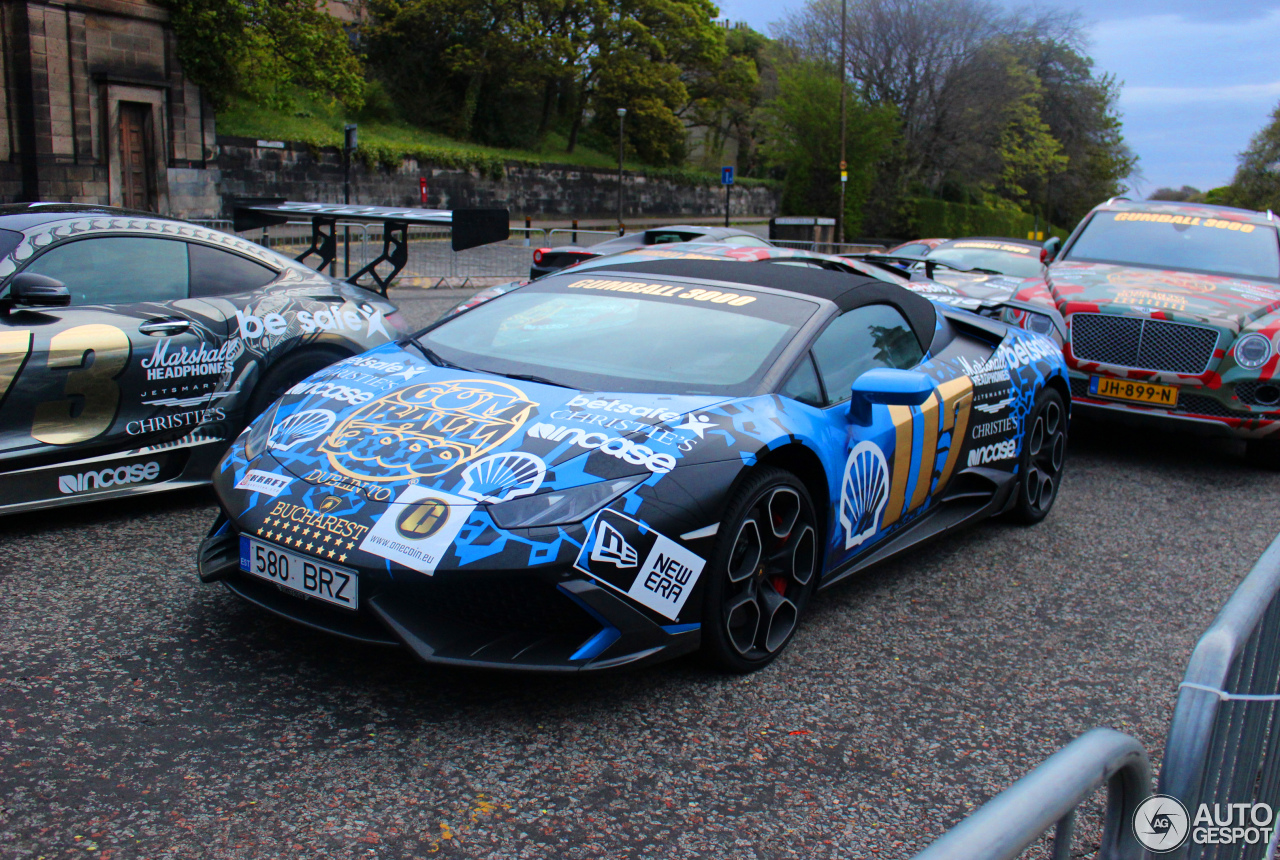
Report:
343,123,358,277
836,0,847,246
617,108,627,234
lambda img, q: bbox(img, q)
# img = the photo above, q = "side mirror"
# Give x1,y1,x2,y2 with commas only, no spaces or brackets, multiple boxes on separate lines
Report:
1040,236,1062,265
848,368,936,424
7,272,70,308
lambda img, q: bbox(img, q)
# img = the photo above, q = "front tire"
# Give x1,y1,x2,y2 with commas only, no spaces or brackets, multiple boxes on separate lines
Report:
701,467,820,673
246,348,349,420
1006,388,1067,524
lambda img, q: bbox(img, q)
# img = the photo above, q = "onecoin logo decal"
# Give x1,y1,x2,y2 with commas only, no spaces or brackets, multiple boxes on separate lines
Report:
396,499,449,539
1134,795,1190,853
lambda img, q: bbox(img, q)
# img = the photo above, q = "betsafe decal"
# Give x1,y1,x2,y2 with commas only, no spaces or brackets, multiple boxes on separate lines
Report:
321,379,538,482
359,485,474,575
574,509,706,620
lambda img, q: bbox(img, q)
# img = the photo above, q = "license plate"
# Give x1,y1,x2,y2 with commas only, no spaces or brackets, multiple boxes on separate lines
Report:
1089,375,1179,407
239,536,358,610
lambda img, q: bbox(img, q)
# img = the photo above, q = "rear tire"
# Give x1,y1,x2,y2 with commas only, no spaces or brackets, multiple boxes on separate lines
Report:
1246,438,1280,470
1006,388,1067,525
246,348,349,420
701,466,820,673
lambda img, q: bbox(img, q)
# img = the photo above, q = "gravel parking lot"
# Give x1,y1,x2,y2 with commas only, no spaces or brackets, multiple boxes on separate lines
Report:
1,287,1272,859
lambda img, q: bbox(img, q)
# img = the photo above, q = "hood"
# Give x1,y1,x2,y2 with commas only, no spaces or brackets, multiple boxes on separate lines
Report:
1045,261,1280,331
257,343,729,503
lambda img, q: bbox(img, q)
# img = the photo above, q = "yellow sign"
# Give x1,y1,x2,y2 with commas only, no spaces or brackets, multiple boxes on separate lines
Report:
1113,211,1257,233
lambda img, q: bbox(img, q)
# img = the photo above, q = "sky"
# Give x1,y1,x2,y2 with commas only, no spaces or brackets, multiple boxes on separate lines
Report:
714,0,1280,196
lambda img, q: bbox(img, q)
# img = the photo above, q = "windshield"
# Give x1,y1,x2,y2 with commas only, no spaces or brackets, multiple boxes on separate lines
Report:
421,275,818,395
1064,211,1280,280
928,241,1042,278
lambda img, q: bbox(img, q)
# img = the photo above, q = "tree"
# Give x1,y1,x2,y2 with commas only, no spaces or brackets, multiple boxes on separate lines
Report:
759,62,898,233
1149,186,1203,202
1228,103,1280,212
166,0,364,111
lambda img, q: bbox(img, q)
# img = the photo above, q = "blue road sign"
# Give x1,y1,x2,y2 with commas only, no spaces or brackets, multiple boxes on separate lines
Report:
721,166,735,186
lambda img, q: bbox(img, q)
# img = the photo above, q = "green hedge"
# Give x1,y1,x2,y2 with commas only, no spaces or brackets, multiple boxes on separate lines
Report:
908,198,1068,241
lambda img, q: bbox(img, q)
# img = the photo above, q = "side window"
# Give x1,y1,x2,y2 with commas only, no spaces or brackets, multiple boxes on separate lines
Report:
811,304,923,405
23,237,188,306
779,353,824,406
722,234,773,247
189,243,278,297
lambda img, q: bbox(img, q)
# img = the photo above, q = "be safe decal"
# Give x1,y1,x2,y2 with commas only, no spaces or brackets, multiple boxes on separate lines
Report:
359,486,475,575
574,509,705,621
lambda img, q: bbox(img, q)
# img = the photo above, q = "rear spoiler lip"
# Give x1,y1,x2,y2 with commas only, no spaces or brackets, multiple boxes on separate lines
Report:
231,198,510,294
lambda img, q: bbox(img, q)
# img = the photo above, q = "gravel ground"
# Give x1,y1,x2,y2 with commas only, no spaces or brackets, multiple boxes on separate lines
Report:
0,287,1272,859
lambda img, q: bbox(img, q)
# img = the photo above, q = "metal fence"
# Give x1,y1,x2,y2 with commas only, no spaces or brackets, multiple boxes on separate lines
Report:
1159,531,1280,860
771,239,888,255
911,729,1151,860
913,533,1280,860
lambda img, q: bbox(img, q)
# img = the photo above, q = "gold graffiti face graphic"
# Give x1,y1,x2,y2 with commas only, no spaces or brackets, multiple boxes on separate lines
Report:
1107,270,1216,294
319,379,537,482
396,499,449,539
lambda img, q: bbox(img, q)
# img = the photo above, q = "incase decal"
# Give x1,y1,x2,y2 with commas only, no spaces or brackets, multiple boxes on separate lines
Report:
526,423,676,473
574,509,706,621
234,469,294,498
58,460,160,495
967,439,1017,467
359,486,474,575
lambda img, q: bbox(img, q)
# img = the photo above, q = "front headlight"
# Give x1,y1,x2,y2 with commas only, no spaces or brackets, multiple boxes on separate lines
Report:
488,475,647,529
1235,333,1273,369
243,401,280,460
1024,312,1056,337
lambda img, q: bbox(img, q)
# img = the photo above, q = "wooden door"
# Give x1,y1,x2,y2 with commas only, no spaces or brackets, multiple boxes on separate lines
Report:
119,103,153,211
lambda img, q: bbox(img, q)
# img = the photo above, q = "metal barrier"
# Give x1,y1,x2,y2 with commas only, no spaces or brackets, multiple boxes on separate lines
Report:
546,228,622,247
771,239,887,255
1159,531,1280,860
912,729,1151,860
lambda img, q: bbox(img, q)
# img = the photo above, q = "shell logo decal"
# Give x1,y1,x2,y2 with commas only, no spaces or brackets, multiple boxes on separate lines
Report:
320,379,537,482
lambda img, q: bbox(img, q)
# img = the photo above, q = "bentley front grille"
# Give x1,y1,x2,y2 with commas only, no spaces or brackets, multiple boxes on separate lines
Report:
1070,313,1219,374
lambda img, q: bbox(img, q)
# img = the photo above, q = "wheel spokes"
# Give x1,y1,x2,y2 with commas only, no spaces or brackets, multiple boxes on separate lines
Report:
767,488,800,539
725,590,761,655
760,585,798,653
791,524,816,586
728,517,763,583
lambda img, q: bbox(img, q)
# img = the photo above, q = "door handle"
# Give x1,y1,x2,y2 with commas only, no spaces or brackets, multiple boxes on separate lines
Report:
139,318,192,336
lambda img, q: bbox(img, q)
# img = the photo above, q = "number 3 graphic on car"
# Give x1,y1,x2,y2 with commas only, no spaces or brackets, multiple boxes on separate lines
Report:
0,324,132,445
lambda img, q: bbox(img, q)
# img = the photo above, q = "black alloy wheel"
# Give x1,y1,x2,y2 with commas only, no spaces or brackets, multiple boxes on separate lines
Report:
702,467,819,672
1007,388,1067,524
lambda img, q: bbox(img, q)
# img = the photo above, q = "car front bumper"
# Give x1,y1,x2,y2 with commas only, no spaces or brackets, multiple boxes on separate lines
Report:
1067,373,1280,439
197,514,701,672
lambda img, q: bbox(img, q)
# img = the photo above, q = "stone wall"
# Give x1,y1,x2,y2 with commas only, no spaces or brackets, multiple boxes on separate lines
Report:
215,137,780,220
0,0,217,216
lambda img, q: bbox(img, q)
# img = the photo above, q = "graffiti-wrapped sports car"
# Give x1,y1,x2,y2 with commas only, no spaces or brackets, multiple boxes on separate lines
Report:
198,260,1069,672
447,240,915,316
0,203,416,514
1008,199,1280,465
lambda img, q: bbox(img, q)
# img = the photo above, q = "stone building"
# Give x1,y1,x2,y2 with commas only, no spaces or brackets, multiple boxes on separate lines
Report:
0,0,220,217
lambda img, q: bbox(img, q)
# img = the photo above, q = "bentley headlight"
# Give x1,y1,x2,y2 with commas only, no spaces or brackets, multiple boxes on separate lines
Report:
1235,333,1273,369
243,401,280,461
488,475,647,529
1024,312,1056,337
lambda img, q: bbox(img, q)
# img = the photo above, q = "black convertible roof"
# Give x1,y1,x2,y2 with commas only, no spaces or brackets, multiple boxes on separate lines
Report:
587,258,937,343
